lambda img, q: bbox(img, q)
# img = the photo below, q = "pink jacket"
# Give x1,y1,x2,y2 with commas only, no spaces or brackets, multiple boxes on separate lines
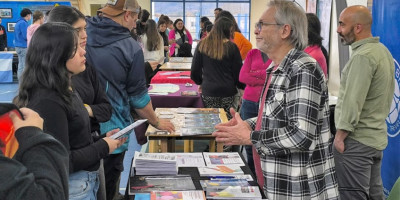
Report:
239,49,272,103
304,45,327,77
168,29,193,57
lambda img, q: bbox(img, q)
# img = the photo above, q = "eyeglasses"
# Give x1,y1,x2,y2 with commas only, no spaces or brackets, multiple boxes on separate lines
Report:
255,21,283,31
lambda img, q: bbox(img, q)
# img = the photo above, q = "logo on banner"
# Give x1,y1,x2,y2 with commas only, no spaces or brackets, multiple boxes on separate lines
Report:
386,59,400,137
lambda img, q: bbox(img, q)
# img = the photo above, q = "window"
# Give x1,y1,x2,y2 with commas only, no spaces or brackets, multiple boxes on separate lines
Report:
151,0,251,41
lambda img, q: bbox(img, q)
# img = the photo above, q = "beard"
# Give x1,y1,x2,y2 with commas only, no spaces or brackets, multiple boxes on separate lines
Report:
339,31,356,45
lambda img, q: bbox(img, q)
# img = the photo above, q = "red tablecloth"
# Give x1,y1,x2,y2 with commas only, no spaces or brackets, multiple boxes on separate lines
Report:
150,71,195,84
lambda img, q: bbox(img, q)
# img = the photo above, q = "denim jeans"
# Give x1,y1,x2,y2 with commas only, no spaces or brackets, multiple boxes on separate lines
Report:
69,170,100,200
15,47,27,80
239,99,259,175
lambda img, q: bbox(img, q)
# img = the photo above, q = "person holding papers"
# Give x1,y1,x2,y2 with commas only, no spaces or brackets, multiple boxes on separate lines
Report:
13,22,126,199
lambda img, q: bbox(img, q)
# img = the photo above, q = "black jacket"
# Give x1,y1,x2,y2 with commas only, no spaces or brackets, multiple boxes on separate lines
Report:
0,127,69,199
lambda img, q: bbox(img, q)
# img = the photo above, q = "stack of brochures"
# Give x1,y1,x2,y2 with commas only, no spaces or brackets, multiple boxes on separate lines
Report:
130,175,196,195
150,190,205,200
197,152,246,176
134,152,178,175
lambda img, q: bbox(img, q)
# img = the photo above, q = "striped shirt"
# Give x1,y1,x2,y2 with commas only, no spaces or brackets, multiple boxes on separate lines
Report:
248,48,339,199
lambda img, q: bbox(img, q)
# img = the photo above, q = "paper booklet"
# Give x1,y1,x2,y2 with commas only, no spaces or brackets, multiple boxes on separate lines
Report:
205,186,262,199
109,119,147,140
150,190,206,200
133,152,178,175
203,152,245,166
200,179,250,188
198,165,244,176
129,175,195,195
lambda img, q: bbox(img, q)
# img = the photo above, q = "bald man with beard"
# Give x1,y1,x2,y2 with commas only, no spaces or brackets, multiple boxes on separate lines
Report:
334,5,394,200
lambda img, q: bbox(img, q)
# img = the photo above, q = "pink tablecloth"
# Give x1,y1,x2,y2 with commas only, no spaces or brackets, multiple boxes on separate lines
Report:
150,71,195,84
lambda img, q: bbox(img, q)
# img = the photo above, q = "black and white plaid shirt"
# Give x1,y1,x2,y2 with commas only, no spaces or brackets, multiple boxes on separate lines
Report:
248,48,339,199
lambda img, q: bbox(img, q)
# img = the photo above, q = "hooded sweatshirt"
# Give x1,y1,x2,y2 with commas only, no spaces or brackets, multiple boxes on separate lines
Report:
85,16,150,153
14,17,29,48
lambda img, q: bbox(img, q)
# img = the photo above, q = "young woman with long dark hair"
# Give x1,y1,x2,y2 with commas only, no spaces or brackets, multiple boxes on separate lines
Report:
168,18,193,57
13,22,125,200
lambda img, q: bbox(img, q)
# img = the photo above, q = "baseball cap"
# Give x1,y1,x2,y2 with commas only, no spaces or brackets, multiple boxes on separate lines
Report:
100,0,141,17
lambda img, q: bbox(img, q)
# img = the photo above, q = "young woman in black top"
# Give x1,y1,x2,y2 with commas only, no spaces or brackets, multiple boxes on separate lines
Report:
13,22,125,200
47,6,113,200
191,17,244,119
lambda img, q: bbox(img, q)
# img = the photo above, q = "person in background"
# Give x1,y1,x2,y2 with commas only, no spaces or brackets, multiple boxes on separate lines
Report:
169,19,193,57
141,19,164,85
158,19,169,59
0,17,7,51
199,16,210,39
214,8,222,18
238,48,271,175
85,0,175,199
14,8,32,80
216,10,252,60
136,9,150,36
0,107,69,200
47,5,113,200
304,13,328,77
205,23,213,35
14,22,126,200
160,15,175,45
201,21,212,40
191,17,244,119
27,11,44,47
334,5,394,199
212,1,338,199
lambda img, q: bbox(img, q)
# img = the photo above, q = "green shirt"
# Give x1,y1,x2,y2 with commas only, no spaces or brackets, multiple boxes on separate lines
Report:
335,37,394,150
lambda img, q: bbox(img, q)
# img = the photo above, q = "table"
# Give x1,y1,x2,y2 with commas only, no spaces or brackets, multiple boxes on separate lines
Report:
127,153,266,199
169,57,193,63
149,83,203,109
159,62,192,71
0,83,18,103
0,52,14,83
146,108,227,153
150,71,195,84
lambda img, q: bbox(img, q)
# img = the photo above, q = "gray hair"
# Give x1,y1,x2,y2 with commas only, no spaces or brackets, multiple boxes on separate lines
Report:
269,1,308,50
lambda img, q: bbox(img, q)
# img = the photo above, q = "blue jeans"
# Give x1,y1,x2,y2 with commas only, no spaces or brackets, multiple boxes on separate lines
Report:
69,170,100,200
15,47,27,81
239,99,259,175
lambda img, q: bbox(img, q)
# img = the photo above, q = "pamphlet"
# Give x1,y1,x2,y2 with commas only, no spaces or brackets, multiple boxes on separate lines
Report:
203,152,245,166
181,90,198,96
129,175,195,194
198,165,244,176
109,119,147,140
206,186,262,199
150,190,205,200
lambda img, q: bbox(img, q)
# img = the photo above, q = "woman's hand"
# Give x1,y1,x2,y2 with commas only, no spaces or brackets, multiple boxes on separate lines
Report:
103,129,128,153
10,108,44,131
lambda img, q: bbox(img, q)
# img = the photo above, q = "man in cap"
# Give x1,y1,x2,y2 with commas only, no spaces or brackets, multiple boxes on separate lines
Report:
212,1,338,199
85,0,174,199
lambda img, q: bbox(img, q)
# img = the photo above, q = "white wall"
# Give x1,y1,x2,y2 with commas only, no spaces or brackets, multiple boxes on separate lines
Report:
80,0,150,16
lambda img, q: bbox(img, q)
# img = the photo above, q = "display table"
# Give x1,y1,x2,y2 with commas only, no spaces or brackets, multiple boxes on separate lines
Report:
146,108,227,153
150,71,194,84
169,57,193,63
127,153,266,199
149,83,203,109
159,62,192,71
0,52,14,83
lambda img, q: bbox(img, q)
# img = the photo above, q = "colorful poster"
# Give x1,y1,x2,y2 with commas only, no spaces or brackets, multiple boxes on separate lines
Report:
372,0,400,196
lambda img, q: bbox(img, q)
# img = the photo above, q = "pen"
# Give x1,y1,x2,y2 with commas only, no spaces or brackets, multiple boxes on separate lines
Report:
208,176,235,179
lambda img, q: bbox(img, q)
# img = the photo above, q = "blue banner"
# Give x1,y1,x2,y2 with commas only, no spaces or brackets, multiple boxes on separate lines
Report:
372,0,400,196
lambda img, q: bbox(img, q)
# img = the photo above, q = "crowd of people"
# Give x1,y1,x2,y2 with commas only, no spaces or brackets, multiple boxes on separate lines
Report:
0,0,395,200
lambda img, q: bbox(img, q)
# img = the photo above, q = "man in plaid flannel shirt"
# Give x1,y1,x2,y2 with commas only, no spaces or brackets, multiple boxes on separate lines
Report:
213,1,339,199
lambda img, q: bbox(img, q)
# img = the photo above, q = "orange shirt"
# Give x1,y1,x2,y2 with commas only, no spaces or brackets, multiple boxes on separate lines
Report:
233,32,252,60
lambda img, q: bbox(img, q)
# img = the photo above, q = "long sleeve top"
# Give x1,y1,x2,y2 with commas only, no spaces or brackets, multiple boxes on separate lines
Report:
140,34,165,64
247,48,338,199
239,49,271,103
191,41,245,97
0,24,7,49
335,37,394,150
27,24,40,47
27,88,109,173
0,126,69,200
14,17,28,48
304,45,327,77
72,64,112,133
233,32,252,60
168,29,193,57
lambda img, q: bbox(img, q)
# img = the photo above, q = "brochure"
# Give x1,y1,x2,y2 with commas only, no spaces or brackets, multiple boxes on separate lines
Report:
150,190,205,200
109,119,147,139
198,165,244,176
203,152,245,166
206,186,262,199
